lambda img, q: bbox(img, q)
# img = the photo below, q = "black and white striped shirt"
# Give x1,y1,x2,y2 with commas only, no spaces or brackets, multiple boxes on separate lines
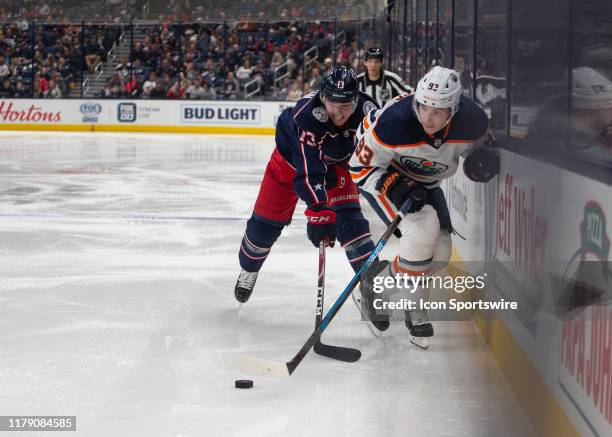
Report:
356,70,413,108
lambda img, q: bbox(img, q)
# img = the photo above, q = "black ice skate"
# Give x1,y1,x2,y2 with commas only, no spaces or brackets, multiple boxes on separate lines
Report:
405,308,433,350
234,269,258,303
359,260,390,331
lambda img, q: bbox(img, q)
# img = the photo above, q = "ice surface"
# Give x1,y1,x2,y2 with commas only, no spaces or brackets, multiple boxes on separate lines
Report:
0,132,534,436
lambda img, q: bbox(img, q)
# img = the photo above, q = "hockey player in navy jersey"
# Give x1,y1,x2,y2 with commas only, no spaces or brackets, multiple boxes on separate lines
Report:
234,67,380,303
349,66,499,348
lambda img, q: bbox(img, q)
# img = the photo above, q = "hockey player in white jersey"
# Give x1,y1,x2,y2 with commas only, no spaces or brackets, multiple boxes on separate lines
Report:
349,66,499,348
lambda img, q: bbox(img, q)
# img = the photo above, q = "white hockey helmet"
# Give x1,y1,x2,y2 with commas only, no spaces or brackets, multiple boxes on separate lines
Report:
572,66,612,110
413,66,463,120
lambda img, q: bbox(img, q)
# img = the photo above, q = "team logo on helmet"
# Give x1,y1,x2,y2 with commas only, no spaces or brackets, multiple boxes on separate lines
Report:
312,107,329,123
362,101,377,116
400,156,449,176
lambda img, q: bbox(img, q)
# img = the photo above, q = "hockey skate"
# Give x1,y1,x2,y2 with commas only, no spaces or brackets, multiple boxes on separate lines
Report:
405,308,433,350
234,269,258,303
359,260,391,331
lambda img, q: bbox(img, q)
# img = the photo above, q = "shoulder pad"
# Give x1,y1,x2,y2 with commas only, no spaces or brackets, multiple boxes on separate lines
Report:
451,96,489,140
371,96,417,147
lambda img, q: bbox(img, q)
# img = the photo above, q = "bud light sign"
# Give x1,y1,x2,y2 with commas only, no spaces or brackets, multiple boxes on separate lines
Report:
181,104,260,125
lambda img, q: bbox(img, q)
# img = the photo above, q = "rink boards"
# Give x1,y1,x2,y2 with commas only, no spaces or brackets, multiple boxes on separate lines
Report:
443,151,612,437
0,99,293,135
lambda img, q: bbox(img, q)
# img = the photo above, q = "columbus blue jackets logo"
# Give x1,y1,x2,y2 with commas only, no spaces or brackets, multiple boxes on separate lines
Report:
312,107,329,123
400,156,449,176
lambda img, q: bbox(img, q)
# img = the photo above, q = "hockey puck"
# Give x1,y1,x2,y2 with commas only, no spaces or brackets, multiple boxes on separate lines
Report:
235,379,253,389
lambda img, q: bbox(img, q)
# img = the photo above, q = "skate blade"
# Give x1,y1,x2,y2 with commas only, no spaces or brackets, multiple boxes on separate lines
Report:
409,336,429,350
350,294,384,338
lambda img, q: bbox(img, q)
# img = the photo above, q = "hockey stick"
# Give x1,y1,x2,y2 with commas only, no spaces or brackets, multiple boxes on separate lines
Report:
349,159,410,338
313,240,362,362
234,197,417,378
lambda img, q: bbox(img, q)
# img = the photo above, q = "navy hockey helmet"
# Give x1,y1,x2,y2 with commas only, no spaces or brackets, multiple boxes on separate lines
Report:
319,66,359,103
365,47,384,61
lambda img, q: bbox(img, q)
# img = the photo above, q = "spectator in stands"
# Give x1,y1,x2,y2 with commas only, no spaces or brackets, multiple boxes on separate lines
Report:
0,79,12,98
132,41,145,64
184,62,199,81
185,77,205,99
51,71,66,95
200,62,220,89
322,57,333,73
85,35,103,73
100,82,114,98
166,80,184,99
223,71,240,99
287,81,303,101
115,55,131,80
57,57,75,91
156,72,173,98
142,71,158,99
0,57,10,82
124,73,139,97
245,35,257,53
13,79,26,98
201,82,217,100
236,58,253,83
35,72,49,98
270,50,285,71
132,58,148,83
47,79,62,98
274,76,290,100
307,66,322,90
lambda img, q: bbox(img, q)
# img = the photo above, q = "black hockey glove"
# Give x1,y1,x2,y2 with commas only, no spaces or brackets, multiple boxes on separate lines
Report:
305,203,336,247
463,147,500,183
375,170,427,213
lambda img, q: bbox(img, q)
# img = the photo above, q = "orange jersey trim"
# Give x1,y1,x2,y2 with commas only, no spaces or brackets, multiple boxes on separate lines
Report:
350,166,374,182
377,193,397,219
371,127,428,149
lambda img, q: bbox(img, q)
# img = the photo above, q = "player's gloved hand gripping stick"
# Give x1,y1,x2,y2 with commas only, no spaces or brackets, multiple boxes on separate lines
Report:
234,194,424,378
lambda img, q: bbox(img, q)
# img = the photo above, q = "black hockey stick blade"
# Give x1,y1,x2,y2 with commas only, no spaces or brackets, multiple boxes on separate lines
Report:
313,241,361,363
314,341,361,362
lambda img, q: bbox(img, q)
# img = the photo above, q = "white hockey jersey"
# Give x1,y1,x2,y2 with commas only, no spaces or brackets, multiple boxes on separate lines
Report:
349,93,488,222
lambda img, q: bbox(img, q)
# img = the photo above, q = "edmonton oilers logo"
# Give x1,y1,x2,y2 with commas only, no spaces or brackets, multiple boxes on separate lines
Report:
399,156,448,176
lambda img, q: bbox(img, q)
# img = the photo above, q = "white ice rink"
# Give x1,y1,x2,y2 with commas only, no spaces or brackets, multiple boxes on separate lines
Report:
0,132,534,437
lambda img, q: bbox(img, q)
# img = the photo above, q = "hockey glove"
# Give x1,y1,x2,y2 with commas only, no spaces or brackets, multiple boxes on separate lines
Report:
375,170,427,213
463,147,499,183
305,203,336,247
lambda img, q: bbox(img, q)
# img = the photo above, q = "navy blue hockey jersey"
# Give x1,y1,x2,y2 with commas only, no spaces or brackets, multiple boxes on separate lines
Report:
275,91,378,206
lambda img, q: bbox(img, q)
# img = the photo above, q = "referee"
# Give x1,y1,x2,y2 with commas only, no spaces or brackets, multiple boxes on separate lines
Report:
357,47,413,108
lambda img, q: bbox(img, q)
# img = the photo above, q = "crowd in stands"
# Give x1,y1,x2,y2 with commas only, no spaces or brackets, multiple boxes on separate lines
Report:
100,20,368,100
1,0,381,100
0,21,121,98
148,0,376,25
0,0,139,23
